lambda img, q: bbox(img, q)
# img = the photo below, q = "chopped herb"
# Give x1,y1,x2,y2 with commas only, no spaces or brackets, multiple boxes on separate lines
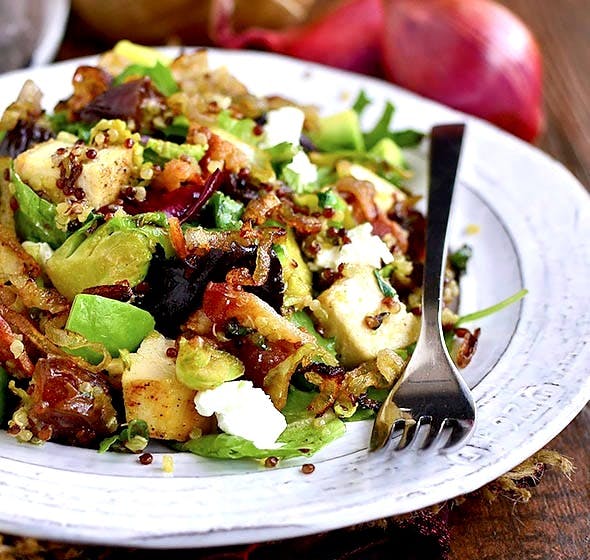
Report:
389,129,425,148
456,289,528,326
449,244,473,274
373,269,397,298
225,318,254,338
352,90,371,116
98,419,149,453
364,101,395,150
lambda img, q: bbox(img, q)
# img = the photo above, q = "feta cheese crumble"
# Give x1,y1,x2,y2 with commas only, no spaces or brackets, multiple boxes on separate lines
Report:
284,150,318,185
260,106,305,148
312,223,394,271
194,380,287,449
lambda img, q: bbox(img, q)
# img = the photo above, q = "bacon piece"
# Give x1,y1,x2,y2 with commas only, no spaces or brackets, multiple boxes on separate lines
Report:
454,327,481,368
336,176,409,252
151,158,202,192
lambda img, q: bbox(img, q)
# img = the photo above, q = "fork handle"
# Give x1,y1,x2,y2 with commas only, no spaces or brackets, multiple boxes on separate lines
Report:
420,124,465,340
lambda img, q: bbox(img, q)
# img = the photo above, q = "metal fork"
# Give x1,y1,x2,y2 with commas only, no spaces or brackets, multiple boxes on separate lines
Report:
370,123,476,453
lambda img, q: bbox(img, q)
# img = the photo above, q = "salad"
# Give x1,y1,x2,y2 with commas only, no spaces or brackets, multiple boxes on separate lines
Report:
0,42,483,464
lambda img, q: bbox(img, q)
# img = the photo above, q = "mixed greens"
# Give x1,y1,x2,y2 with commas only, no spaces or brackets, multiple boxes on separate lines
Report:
0,42,501,465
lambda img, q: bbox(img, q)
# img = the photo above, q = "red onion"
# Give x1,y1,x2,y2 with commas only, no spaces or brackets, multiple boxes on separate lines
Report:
381,0,543,141
210,0,543,141
124,169,222,223
209,0,384,75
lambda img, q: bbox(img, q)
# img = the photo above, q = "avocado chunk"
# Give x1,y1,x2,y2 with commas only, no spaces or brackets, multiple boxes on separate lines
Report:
113,40,172,67
274,228,312,310
176,336,244,391
309,109,365,152
369,137,404,169
45,214,172,300
66,294,155,363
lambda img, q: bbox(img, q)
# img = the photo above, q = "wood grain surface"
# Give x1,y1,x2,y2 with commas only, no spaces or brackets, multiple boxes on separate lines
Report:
451,2,589,558
53,1,589,559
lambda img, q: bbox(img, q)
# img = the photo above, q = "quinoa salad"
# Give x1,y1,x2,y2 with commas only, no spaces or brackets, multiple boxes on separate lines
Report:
0,42,483,463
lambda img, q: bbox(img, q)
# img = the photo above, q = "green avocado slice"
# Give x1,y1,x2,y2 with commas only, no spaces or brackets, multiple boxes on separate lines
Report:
66,294,155,363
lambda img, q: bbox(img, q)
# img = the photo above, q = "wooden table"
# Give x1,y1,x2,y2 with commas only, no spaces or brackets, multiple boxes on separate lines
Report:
54,2,590,559
447,2,589,558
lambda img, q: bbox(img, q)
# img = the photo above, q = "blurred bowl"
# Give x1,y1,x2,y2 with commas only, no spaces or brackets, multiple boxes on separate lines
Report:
71,0,315,44
0,0,70,72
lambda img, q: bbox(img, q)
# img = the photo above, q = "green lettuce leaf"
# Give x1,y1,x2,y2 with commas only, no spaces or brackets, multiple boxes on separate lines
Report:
177,387,345,460
205,192,244,230
114,62,179,96
10,166,69,248
217,111,260,146
48,112,94,143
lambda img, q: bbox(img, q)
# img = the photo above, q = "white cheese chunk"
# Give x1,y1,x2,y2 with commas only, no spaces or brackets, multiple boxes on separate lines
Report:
194,380,287,449
260,106,305,148
312,223,394,271
284,150,318,186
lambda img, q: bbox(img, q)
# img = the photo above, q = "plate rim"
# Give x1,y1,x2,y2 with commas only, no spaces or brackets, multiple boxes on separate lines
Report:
0,48,588,548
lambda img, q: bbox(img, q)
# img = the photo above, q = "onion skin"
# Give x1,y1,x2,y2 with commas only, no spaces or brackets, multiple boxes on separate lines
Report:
210,0,384,76
381,0,543,141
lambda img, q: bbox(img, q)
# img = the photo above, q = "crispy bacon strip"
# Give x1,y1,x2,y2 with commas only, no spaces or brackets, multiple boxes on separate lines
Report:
336,176,409,252
455,327,481,368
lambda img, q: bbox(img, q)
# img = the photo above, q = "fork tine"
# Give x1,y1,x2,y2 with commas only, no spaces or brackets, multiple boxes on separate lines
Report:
428,418,454,450
410,416,433,450
390,418,409,450
395,416,426,451
441,419,475,451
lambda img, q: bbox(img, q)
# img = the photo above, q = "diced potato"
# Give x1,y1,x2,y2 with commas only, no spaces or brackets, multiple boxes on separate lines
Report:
13,139,134,209
122,332,215,441
313,265,420,367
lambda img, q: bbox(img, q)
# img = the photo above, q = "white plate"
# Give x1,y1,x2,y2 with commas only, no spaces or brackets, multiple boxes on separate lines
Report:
0,49,588,548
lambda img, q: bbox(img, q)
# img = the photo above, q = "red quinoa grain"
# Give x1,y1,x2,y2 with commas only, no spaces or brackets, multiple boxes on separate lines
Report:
301,463,315,474
138,453,153,465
